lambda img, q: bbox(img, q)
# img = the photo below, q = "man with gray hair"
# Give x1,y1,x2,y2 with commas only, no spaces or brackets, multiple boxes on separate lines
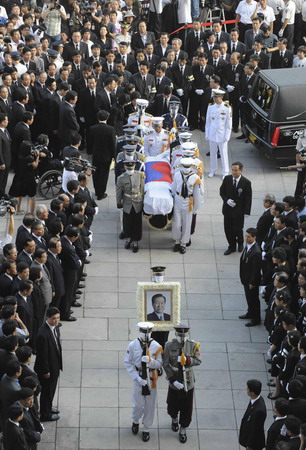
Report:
255,193,276,245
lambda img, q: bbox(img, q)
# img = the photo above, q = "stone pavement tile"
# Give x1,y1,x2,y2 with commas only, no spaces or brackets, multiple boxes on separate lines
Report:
195,389,234,409
118,262,152,278
180,249,216,264
202,198,223,215
118,292,140,309
119,406,158,428
211,222,226,236
196,342,226,353
197,408,237,430
249,324,270,343
118,248,151,263
40,421,56,443
227,342,268,354
62,340,82,350
221,294,246,310
159,429,199,449
228,353,266,372
92,234,119,248
87,248,118,263
118,388,132,407
59,350,81,387
186,293,221,310
230,371,269,390
232,389,272,411
79,428,119,449
109,318,129,340
80,407,119,428
90,220,118,234
56,428,79,450
82,340,128,351
157,408,197,429
198,430,239,450
184,263,218,279
195,370,231,390
219,278,244,294
38,444,54,450
198,353,229,371
61,318,108,340
81,387,119,407
82,368,119,387
189,319,250,343
119,428,159,449
217,264,240,278
153,262,185,278
150,249,184,263
118,277,155,293
185,278,219,294
86,276,118,293
184,234,215,250
181,309,222,320
84,292,118,309
82,350,118,369
57,387,80,427
222,310,246,320
86,262,118,277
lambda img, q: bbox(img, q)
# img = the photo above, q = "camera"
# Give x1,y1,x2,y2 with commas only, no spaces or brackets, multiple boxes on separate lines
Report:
3,37,11,44
0,196,17,217
64,157,96,173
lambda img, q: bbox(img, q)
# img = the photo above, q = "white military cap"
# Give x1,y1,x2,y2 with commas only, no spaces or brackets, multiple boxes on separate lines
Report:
180,157,194,167
152,117,164,125
136,98,149,108
212,88,225,97
137,322,155,331
181,142,196,151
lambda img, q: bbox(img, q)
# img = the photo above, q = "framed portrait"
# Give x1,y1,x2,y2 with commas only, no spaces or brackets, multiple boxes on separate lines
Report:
136,282,181,331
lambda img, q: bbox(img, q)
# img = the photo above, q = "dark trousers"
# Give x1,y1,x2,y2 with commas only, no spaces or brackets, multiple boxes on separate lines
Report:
167,386,194,428
294,168,306,197
284,23,294,51
39,373,59,418
238,23,252,42
244,285,260,321
0,167,9,196
294,13,302,50
274,14,282,35
223,212,244,249
60,269,78,319
123,206,142,242
147,11,161,38
188,92,208,130
229,95,240,130
50,293,62,309
93,160,111,196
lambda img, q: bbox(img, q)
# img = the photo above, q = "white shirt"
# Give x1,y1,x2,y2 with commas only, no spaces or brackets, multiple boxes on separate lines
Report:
268,0,285,14
293,56,306,67
282,0,296,23
256,4,276,23
236,0,258,23
302,0,306,20
250,395,261,404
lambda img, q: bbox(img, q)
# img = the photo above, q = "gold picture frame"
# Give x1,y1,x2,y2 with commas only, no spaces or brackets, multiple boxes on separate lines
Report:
136,282,181,331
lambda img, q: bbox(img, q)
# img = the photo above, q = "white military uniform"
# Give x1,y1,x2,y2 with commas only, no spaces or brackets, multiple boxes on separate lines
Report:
128,112,153,129
205,102,232,177
143,129,170,157
124,338,162,430
172,171,202,245
172,156,204,203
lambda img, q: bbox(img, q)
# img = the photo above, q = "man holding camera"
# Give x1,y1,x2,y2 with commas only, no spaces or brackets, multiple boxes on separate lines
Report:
42,1,67,43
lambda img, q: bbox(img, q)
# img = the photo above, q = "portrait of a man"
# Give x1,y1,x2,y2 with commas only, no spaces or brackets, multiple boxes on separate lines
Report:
147,292,171,321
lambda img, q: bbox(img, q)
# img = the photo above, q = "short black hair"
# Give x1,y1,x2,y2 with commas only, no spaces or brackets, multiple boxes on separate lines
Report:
6,360,21,377
8,404,23,421
246,379,262,395
46,306,60,318
285,415,301,435
16,345,32,363
232,161,243,170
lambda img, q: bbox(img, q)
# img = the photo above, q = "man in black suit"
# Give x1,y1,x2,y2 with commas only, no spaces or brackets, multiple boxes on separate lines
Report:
48,82,69,158
0,260,16,297
34,307,62,422
237,63,256,139
3,404,28,450
271,38,294,68
15,279,34,342
147,86,182,116
115,41,135,68
88,110,116,200
222,53,245,133
78,75,101,147
154,64,172,95
286,379,306,424
282,195,298,229
144,42,159,74
85,43,106,67
63,30,89,61
244,17,263,50
131,20,155,52
146,293,171,321
255,193,276,246
11,111,33,171
239,379,267,450
208,46,228,79
31,221,47,251
73,65,93,95
15,387,44,448
244,38,270,69
266,398,289,450
220,161,252,255
239,228,262,327
58,90,80,148
154,32,172,60
11,90,29,132
0,113,11,195
94,77,116,114
0,86,12,123
16,214,35,253
17,238,35,266
228,28,246,56
75,173,98,228
170,52,193,116
185,19,206,59
132,61,156,102
46,237,65,310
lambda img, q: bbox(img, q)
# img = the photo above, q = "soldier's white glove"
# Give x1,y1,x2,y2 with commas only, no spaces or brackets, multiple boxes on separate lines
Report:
137,124,146,132
226,85,235,92
142,355,149,363
227,199,236,207
170,127,177,134
244,214,250,218
261,241,265,250
137,376,148,387
79,117,85,123
173,381,184,390
195,89,204,95
176,89,184,96
94,206,99,215
262,251,266,260
278,29,284,37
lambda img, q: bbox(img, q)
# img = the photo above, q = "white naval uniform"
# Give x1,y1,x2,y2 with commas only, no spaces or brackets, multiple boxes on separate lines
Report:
127,112,153,129
143,129,170,157
172,157,204,203
205,102,232,177
171,171,202,245
124,338,162,430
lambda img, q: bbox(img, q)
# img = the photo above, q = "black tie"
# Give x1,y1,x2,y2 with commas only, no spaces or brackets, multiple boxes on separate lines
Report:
75,44,79,51
233,179,237,191
196,32,199,41
4,129,9,139
163,98,168,114
109,64,113,72
242,246,248,261
143,76,146,87
77,65,80,70
148,55,151,62
181,173,189,199
232,43,236,52
91,90,95,98
232,65,235,72
214,60,217,67
156,78,160,88
216,34,219,43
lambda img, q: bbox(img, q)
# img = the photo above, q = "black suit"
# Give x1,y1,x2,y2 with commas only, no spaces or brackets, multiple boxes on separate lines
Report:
220,175,252,250
13,86,35,113
31,235,47,251
256,208,274,246
15,225,32,253
63,41,89,62
188,64,214,130
154,75,172,95
185,30,206,59
239,396,267,450
228,40,246,56
88,122,116,197
74,186,97,228
147,311,171,321
271,49,293,69
58,101,80,148
131,31,155,51
0,272,13,297
145,54,160,74
0,97,12,124
154,43,172,60
12,121,31,171
45,251,65,309
170,64,193,115
16,292,34,339
266,417,286,450
78,86,102,144
0,127,11,195
287,398,306,423
244,50,270,69
11,102,27,131
16,401,43,450
222,63,245,131
48,91,63,158
17,250,33,267
34,322,62,420
94,88,115,114
85,55,106,67
0,348,18,379
132,73,156,102
283,209,298,229
59,236,80,319
240,242,262,321
208,57,227,79
147,94,182,116
3,419,28,450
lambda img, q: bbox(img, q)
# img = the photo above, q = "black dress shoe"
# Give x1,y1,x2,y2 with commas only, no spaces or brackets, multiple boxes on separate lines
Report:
186,239,191,247
97,193,108,200
224,248,235,255
233,127,239,133
61,316,77,322
237,134,246,140
41,414,60,422
267,359,272,364
69,310,74,314
75,295,81,300
238,244,243,252
142,432,150,442
131,423,139,435
180,245,186,254
72,301,82,307
78,284,85,289
239,313,252,320
206,151,210,156
125,240,131,249
81,273,87,277
119,231,125,239
132,242,139,253
172,419,179,432
80,277,86,282
173,243,180,252
52,407,60,414
76,290,82,295
179,432,187,443
245,320,261,327
267,381,276,387
84,259,90,264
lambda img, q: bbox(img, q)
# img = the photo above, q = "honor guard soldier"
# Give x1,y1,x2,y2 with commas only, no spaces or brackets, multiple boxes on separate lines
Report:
171,131,193,166
116,126,138,155
124,322,163,442
143,117,170,157
172,158,202,254
115,144,145,182
163,324,201,443
162,101,188,133
116,161,145,253
205,89,232,179
127,98,153,134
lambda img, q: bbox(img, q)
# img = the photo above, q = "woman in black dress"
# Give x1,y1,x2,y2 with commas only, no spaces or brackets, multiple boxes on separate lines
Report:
96,25,112,56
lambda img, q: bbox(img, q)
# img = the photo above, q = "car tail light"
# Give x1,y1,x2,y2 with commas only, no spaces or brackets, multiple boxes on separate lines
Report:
271,127,280,147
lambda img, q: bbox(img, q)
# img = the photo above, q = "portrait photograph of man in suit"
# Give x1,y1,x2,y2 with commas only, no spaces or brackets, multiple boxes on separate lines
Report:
146,292,171,321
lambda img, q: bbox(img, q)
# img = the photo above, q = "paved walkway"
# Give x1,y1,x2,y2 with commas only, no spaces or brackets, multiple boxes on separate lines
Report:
7,131,297,449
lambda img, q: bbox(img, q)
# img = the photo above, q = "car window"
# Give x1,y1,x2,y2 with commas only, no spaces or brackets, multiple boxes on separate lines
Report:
252,78,275,114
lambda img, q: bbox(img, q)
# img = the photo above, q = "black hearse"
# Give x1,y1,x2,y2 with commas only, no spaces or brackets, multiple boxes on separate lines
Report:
245,68,306,162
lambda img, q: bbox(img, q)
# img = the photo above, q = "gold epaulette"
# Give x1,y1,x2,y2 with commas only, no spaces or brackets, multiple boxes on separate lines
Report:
146,130,153,135
224,101,230,107
142,172,146,179
193,341,201,355
151,87,157,93
146,113,153,117
164,130,170,135
128,112,137,117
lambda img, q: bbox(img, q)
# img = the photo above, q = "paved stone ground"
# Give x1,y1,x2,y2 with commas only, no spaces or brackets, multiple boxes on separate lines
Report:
4,131,297,449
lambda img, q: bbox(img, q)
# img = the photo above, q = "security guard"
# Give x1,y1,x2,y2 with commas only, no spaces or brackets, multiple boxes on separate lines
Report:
163,324,201,444
143,117,170,157
172,157,202,254
205,89,232,179
162,101,188,133
124,322,163,442
116,161,145,253
127,98,153,132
